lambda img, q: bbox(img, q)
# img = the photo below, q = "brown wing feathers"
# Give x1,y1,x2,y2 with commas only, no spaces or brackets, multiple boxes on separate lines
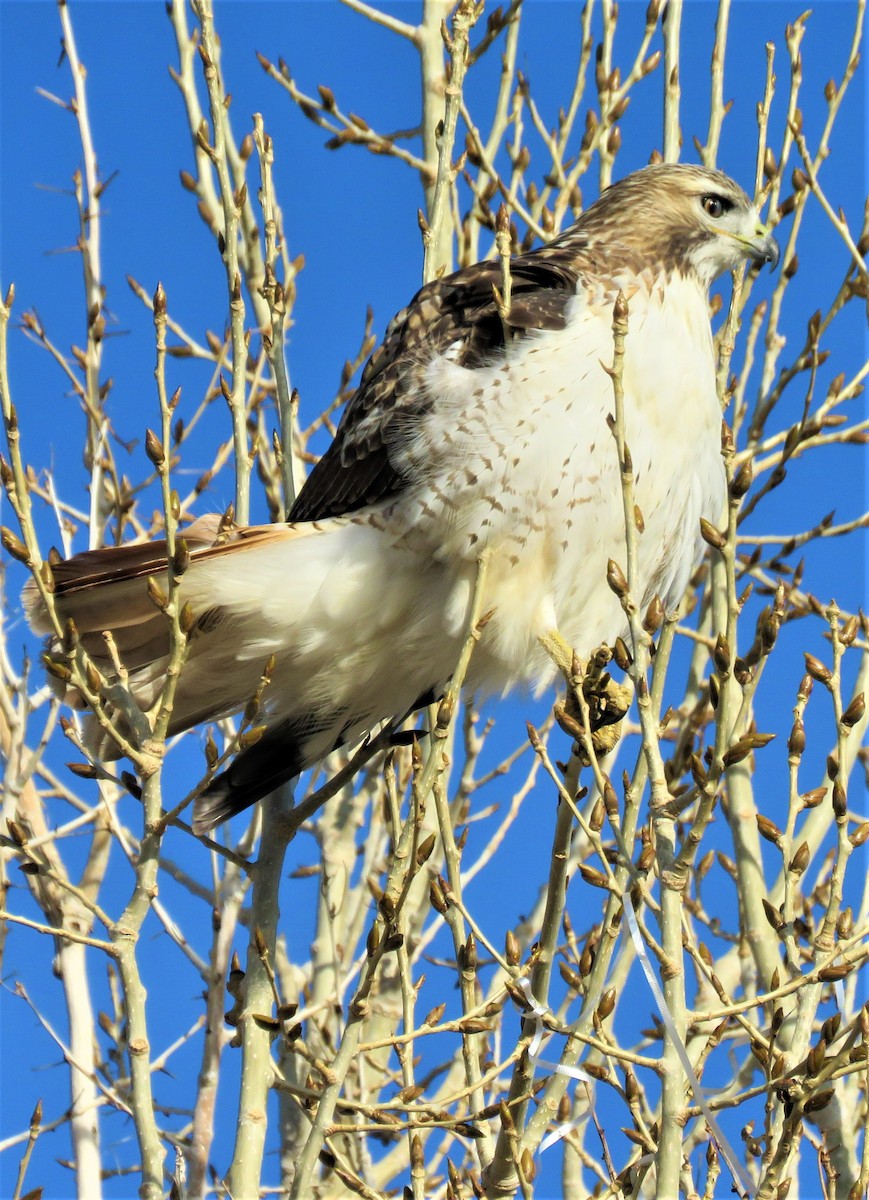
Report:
288,242,583,523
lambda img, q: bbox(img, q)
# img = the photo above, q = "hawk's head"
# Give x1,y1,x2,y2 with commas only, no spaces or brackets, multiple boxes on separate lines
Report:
584,163,779,288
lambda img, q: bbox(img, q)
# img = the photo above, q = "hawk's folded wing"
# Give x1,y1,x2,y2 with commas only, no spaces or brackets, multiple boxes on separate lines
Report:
288,238,585,523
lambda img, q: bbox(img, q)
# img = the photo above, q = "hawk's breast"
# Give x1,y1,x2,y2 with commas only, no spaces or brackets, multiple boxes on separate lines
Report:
380,270,725,693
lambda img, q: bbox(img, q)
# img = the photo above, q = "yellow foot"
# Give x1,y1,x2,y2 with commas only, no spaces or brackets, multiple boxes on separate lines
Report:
542,630,634,763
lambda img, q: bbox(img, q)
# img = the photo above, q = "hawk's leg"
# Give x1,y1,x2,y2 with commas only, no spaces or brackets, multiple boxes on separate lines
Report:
538,629,575,679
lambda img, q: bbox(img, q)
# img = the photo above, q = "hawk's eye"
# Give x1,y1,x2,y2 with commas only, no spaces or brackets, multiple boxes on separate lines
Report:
701,194,729,219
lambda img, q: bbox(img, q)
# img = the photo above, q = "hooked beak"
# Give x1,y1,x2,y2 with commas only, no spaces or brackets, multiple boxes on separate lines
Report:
746,225,780,270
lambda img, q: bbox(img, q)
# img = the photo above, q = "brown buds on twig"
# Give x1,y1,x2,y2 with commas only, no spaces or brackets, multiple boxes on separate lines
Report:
145,429,165,468
699,518,726,550
713,634,731,676
788,718,806,757
801,786,827,809
730,460,753,499
848,821,869,848
171,539,190,577
606,558,629,598
238,725,266,751
429,878,448,914
763,898,783,931
756,814,782,846
179,603,196,636
578,864,608,889
1,525,29,563
841,692,865,728
67,761,99,780
722,732,775,767
147,576,169,612
804,653,832,685
643,595,663,634
416,833,436,866
612,637,632,670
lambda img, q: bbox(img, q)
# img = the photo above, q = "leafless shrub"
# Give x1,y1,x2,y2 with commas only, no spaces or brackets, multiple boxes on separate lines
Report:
1,2,867,1198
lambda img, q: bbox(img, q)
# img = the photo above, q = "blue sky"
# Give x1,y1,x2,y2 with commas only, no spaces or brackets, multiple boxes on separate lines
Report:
0,3,866,1198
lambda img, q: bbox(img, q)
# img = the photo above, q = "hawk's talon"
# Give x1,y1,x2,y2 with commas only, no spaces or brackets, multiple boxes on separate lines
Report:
547,633,634,764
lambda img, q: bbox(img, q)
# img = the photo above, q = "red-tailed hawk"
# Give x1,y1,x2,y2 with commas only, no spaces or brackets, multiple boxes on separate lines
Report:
25,164,778,832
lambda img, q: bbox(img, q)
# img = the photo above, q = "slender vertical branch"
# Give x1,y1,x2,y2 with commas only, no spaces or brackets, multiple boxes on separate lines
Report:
702,0,731,167
192,0,251,523
424,553,494,1167
225,801,292,1200
2,278,110,1200
56,0,115,542
607,293,688,1197
186,874,244,1198
421,0,480,282
107,284,192,1200
253,113,298,516
662,0,683,162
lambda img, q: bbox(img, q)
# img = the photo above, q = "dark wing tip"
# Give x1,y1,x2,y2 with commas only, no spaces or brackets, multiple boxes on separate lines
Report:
192,775,236,835
192,721,307,834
